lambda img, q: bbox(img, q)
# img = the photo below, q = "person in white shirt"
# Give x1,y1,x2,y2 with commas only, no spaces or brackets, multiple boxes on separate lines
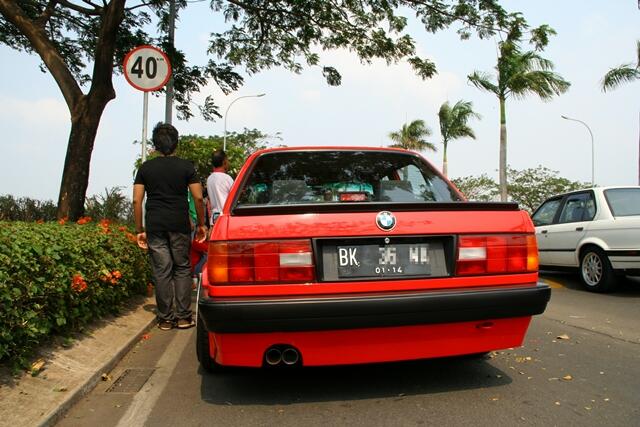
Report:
206,150,234,225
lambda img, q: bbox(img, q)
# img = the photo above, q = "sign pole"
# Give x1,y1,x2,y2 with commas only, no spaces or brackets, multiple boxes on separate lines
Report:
142,91,149,162
124,45,171,233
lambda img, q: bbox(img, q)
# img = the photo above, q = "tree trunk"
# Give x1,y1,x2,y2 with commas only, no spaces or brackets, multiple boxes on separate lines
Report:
499,96,508,202
57,96,110,219
54,0,125,219
0,0,126,220
442,140,448,177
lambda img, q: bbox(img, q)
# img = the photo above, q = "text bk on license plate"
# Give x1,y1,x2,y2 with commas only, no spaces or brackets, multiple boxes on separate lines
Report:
337,243,431,278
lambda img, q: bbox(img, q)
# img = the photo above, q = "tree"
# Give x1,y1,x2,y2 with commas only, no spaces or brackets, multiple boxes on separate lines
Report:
438,100,480,177
452,166,586,212
136,128,275,181
389,120,436,152
451,174,497,202
173,129,275,180
468,23,570,202
602,40,640,91
506,166,587,213
0,0,534,219
602,40,640,185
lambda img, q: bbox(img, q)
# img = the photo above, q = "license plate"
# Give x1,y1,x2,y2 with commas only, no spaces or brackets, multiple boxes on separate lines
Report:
337,243,432,278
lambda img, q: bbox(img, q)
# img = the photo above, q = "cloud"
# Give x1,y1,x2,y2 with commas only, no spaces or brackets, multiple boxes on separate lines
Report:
0,96,68,125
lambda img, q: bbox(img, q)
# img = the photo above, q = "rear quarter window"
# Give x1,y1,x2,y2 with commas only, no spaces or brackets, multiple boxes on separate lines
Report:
235,150,462,207
604,188,640,216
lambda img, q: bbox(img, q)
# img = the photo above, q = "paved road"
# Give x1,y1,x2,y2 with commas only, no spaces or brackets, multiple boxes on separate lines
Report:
58,274,640,427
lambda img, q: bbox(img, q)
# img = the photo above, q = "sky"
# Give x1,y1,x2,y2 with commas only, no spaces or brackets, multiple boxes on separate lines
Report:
1,0,639,201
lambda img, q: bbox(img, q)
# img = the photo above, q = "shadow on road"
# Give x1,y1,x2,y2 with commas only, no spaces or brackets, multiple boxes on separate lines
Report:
198,356,511,405
541,271,640,298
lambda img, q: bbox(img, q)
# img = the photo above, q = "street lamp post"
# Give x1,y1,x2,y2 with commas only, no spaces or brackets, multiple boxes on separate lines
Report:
561,115,595,187
223,93,266,151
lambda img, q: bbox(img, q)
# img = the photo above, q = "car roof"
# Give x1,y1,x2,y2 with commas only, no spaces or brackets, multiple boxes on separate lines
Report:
546,185,640,199
251,146,421,155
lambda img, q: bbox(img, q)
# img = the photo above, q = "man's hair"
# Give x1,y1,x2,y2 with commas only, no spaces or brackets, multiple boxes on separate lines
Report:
152,123,179,155
212,150,227,168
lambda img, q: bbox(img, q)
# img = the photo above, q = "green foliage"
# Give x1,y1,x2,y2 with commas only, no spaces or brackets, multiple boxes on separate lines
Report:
0,1,532,122
451,174,498,202
389,120,436,152
602,40,640,92
0,196,57,222
0,189,133,224
0,221,150,368
506,166,588,213
467,22,570,201
85,187,133,223
438,100,480,176
452,166,587,212
468,41,571,101
439,100,480,144
137,128,275,182
0,0,541,220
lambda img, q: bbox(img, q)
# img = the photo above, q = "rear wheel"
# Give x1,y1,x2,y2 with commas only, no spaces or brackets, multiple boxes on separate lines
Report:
196,318,225,373
580,247,617,293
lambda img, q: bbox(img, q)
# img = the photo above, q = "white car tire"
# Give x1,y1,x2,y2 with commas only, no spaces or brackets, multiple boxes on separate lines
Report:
579,247,617,293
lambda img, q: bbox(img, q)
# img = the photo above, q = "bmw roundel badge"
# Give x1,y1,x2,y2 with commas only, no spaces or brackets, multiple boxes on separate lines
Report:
376,211,396,231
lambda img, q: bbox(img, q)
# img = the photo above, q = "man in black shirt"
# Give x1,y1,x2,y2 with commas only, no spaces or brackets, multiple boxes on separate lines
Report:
133,123,207,330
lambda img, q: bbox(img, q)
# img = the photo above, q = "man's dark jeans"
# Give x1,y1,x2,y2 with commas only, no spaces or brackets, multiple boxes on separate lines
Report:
147,231,192,322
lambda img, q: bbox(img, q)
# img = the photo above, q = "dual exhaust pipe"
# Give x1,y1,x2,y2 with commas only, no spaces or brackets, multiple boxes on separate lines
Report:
265,346,300,366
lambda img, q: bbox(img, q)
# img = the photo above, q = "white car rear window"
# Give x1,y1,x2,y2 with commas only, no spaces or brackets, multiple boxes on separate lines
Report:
604,188,640,217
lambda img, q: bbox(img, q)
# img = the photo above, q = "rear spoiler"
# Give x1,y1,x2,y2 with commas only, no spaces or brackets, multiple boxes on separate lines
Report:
232,202,520,216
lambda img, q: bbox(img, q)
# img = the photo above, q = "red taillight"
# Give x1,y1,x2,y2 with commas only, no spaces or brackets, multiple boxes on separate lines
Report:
456,234,538,276
208,240,315,285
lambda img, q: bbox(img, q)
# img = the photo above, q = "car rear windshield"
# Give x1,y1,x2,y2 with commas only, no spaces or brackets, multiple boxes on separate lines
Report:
235,150,462,207
604,188,640,216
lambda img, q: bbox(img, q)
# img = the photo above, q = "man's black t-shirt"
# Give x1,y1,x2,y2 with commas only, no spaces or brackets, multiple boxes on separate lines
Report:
134,156,198,234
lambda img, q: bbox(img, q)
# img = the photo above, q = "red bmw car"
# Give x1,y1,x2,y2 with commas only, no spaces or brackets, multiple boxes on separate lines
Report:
197,147,550,371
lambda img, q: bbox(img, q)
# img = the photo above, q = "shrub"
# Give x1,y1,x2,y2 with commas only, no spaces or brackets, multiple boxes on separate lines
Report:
84,187,133,223
0,195,57,222
0,220,150,367
0,187,134,224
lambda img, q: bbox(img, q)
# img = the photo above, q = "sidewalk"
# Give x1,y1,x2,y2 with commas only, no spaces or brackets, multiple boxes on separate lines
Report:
0,296,157,427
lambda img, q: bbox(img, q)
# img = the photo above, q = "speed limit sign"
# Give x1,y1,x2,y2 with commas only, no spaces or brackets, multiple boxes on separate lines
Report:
123,45,171,92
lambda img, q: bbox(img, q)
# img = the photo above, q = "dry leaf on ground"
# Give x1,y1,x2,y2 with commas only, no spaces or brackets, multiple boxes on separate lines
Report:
562,375,573,381
557,334,570,340
30,358,46,376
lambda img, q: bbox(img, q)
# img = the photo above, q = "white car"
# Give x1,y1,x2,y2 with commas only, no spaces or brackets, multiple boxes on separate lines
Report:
532,186,640,292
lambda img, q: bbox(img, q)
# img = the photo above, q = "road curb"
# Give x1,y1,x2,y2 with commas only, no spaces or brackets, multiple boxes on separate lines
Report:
0,296,157,427
40,309,157,427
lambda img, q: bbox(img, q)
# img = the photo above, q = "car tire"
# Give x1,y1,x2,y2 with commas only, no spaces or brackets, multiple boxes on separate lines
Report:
579,247,617,293
196,317,225,374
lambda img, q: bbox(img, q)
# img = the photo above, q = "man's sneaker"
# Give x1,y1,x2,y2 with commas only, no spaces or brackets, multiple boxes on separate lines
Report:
177,317,195,329
158,320,174,331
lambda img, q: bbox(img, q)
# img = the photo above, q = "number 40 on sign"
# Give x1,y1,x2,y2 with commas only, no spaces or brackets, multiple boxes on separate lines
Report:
123,45,172,163
124,45,171,92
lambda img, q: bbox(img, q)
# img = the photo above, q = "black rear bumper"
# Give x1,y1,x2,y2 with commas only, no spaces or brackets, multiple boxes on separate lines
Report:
198,283,551,334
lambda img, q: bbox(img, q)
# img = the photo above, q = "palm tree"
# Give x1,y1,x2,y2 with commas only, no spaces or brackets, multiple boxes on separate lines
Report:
389,119,436,152
438,100,481,177
468,41,570,201
602,40,640,186
602,40,640,91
